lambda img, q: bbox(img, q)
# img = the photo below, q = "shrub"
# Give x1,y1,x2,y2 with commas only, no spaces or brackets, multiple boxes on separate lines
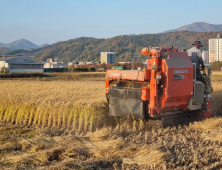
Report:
0,66,9,73
209,61,222,71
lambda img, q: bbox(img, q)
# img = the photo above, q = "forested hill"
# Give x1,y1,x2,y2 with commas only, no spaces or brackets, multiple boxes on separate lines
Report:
9,31,222,63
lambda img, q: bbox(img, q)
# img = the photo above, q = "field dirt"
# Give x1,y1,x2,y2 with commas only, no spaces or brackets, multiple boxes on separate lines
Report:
0,77,221,169
1,118,222,170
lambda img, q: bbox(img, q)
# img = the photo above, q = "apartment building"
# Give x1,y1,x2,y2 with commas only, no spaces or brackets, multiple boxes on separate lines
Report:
209,34,222,63
101,52,115,64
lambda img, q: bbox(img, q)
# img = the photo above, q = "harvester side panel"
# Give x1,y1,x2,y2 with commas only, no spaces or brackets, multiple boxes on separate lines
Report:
161,52,193,112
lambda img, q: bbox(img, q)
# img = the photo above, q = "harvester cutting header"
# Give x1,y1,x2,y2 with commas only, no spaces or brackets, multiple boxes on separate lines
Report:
105,45,212,126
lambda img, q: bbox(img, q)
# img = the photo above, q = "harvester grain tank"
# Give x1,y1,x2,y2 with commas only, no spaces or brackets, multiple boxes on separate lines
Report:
105,46,213,126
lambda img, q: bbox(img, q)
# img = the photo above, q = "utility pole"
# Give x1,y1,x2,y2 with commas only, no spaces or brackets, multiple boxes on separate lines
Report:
132,56,134,70
132,56,138,70
1,48,5,73
3,48,5,73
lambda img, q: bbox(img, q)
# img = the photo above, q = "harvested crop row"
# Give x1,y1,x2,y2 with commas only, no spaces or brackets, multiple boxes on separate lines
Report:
2,118,222,169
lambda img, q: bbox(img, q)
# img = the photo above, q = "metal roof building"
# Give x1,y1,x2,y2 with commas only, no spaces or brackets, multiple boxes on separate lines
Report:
0,55,44,73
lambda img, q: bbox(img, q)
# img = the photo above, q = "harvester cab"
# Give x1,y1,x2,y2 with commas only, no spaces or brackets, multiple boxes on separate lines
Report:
105,46,212,126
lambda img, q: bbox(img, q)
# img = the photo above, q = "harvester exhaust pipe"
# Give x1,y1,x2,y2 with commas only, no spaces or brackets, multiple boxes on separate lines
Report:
152,56,159,71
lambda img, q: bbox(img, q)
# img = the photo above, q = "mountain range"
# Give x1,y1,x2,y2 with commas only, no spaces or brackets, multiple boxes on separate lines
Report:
0,39,49,50
2,22,222,63
166,22,222,32
10,31,220,63
1,22,222,51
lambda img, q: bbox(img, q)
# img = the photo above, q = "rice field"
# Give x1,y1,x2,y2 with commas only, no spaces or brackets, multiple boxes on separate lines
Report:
0,76,222,169
0,80,110,132
212,71,222,76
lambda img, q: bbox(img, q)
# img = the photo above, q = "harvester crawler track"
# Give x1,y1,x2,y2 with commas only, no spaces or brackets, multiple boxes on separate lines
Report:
149,110,202,128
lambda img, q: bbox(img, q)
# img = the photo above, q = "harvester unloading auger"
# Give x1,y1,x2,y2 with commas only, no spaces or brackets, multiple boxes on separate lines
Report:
105,46,213,127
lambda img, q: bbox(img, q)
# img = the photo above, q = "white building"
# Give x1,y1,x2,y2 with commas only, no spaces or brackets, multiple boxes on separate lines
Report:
44,58,64,68
79,61,86,65
68,61,79,66
209,34,222,63
202,51,209,64
101,52,115,64
76,61,94,65
86,61,94,65
118,62,130,64
0,55,44,73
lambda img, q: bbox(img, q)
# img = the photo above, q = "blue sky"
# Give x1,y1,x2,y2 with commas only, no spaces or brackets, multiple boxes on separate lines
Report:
1,0,222,45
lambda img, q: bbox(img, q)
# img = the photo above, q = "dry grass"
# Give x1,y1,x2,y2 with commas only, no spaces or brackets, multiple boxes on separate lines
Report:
0,80,105,105
212,71,222,76
44,72,106,81
211,81,222,116
0,77,221,169
45,72,105,75
0,80,111,132
2,118,222,169
0,79,220,129
0,124,167,169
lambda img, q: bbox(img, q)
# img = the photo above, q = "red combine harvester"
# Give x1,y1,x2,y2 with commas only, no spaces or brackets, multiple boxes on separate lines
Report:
105,46,213,127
